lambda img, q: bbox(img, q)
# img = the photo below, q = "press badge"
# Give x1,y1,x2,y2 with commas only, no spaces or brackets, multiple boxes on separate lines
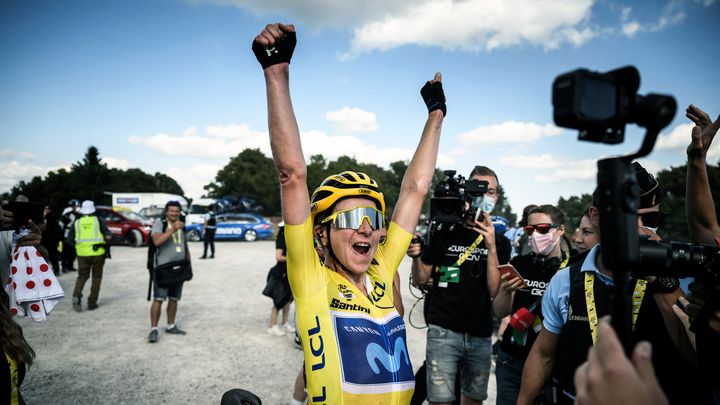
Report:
438,265,460,288
176,246,182,252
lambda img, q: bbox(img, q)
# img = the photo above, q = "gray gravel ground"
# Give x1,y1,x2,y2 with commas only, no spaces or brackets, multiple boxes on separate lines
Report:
19,242,496,405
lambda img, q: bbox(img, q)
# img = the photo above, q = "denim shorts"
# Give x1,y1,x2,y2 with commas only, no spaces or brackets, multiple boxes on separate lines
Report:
153,282,183,301
425,323,492,403
495,348,525,405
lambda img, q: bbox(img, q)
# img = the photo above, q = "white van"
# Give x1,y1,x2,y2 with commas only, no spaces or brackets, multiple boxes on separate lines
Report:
186,198,216,225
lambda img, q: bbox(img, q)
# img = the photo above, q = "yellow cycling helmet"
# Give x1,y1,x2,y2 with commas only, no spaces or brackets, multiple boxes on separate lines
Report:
311,171,385,222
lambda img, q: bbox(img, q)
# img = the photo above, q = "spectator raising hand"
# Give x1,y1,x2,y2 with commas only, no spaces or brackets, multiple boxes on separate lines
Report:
685,104,720,245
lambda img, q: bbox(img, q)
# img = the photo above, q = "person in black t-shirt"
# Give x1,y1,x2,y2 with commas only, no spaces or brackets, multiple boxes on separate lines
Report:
493,204,568,405
409,165,511,405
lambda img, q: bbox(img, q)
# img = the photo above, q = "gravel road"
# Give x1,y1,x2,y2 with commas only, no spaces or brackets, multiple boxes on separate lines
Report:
18,241,496,404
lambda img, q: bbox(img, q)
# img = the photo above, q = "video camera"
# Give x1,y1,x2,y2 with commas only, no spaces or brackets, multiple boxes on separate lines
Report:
422,170,489,248
637,239,720,285
552,65,720,353
553,66,676,144
429,170,488,225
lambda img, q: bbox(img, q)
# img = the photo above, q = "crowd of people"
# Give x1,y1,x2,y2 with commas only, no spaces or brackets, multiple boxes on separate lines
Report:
1,21,719,405
251,22,720,405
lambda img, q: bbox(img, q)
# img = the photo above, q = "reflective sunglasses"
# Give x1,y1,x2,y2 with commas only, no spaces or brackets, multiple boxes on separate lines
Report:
523,223,559,235
638,211,666,228
321,206,385,230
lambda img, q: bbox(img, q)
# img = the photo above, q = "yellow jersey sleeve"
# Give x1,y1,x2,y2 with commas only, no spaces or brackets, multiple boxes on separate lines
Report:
285,217,326,300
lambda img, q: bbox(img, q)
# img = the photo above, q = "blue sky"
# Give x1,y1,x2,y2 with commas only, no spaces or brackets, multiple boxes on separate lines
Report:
2,0,719,219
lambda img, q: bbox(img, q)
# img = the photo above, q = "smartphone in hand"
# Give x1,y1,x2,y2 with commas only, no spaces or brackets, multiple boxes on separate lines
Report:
499,263,527,288
5,201,44,230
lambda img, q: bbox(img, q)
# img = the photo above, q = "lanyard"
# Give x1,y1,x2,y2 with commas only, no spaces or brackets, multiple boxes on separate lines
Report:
453,233,484,267
584,272,647,345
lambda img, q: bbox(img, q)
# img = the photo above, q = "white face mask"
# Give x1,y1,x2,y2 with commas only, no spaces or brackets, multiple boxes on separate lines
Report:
641,226,658,233
471,195,497,216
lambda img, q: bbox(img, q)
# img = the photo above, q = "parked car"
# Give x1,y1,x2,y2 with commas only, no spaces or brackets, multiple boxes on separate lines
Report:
138,205,165,222
95,206,153,247
185,213,272,242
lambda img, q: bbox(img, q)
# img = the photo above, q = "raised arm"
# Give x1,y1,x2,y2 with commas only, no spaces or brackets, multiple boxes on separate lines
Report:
391,73,445,233
253,23,309,226
685,104,720,245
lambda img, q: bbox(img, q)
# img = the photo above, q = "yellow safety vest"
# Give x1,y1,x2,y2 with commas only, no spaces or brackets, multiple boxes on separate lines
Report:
74,216,105,257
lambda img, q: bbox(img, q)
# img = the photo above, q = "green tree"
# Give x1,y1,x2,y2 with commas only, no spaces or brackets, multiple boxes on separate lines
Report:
204,148,281,215
655,161,720,241
557,193,593,235
9,146,185,214
495,184,517,226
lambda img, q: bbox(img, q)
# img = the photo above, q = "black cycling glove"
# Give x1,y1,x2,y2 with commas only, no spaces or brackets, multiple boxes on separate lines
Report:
252,31,297,70
420,80,446,117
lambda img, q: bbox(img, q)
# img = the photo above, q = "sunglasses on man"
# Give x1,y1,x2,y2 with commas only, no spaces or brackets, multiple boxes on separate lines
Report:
524,223,559,236
321,206,385,230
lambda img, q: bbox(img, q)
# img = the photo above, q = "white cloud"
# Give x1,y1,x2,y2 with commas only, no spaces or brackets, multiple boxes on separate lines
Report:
534,158,598,182
103,156,132,170
192,0,409,30
457,121,565,146
0,161,64,193
300,130,455,167
343,0,595,58
324,107,378,133
620,6,633,22
128,124,270,158
622,21,641,37
635,158,662,175
656,122,720,161
165,163,224,199
129,123,454,174
499,154,563,169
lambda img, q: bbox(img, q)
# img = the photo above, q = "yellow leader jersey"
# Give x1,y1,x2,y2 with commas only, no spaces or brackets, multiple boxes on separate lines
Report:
286,217,415,405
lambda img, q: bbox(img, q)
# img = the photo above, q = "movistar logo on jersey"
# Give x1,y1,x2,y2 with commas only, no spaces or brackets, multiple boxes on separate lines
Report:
334,314,414,388
366,338,410,374
330,298,370,314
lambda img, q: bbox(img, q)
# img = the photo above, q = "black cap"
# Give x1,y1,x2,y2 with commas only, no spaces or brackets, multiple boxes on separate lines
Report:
632,162,661,208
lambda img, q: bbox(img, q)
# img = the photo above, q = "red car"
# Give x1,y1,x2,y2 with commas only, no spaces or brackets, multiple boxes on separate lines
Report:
95,206,153,247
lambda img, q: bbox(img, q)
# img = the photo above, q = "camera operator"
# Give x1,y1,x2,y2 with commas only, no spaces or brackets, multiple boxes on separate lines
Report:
409,165,511,405
493,204,569,405
517,161,711,405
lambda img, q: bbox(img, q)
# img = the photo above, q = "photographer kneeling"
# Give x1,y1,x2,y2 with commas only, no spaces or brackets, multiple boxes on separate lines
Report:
517,162,711,405
409,166,511,405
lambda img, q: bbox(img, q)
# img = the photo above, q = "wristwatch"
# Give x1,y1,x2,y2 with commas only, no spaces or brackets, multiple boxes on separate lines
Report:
646,277,680,293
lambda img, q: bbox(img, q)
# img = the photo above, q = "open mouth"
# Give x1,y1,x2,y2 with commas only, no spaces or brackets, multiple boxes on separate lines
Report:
352,242,370,255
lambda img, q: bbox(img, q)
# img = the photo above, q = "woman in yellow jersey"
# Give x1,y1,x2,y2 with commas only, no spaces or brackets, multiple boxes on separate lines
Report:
1,289,35,405
252,23,445,405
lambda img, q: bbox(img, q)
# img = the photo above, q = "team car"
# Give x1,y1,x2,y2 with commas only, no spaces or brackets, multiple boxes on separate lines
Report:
94,206,153,247
185,212,273,242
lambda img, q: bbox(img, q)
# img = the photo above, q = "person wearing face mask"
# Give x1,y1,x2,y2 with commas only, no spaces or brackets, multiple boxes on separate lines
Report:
408,165,511,405
492,204,568,405
517,161,711,405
